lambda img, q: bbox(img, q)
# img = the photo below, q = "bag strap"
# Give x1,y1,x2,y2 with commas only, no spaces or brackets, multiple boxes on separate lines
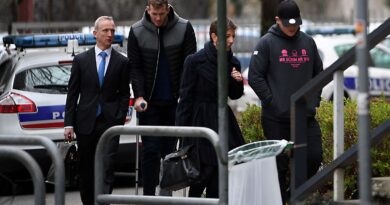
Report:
64,140,77,148
173,144,194,158
65,137,75,144
179,137,185,149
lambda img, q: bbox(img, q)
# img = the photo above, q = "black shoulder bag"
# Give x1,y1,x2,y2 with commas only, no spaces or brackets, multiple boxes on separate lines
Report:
160,144,200,191
46,141,79,188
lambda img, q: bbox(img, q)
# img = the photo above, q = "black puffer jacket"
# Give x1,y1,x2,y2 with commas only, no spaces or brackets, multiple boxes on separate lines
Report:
127,6,197,101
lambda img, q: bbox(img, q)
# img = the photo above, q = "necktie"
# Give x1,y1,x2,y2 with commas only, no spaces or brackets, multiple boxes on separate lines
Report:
98,51,107,87
97,51,107,116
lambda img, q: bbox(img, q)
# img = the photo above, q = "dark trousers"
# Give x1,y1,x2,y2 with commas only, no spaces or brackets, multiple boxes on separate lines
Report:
261,116,323,204
188,164,218,198
139,104,178,195
76,115,119,205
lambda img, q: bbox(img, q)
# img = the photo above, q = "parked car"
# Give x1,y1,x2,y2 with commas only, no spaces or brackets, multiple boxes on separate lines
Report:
0,34,139,187
313,35,390,100
382,36,390,48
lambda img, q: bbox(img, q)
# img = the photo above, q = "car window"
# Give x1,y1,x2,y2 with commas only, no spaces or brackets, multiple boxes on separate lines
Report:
0,59,13,95
13,65,71,94
334,44,354,57
382,37,390,48
370,47,390,68
333,43,390,68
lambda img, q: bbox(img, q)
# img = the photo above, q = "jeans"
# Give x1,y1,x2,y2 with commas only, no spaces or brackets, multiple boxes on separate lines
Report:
261,116,323,204
139,103,178,195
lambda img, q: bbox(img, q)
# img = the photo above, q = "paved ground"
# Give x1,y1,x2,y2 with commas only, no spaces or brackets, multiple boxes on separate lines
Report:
1,184,188,205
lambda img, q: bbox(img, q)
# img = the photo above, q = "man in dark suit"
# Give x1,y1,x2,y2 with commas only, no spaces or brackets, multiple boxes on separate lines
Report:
64,16,130,205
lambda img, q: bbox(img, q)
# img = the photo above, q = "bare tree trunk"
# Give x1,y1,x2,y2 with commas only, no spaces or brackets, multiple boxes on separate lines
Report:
9,0,18,33
96,0,110,16
65,0,75,21
260,0,281,36
48,0,52,21
386,0,390,8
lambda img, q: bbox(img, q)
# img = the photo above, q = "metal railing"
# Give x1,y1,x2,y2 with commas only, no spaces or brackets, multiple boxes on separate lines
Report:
290,17,390,203
291,119,390,202
94,126,226,205
0,135,65,205
0,147,45,205
0,147,46,204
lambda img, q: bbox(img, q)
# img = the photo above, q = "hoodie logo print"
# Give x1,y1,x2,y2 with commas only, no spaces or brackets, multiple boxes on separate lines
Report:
279,49,310,69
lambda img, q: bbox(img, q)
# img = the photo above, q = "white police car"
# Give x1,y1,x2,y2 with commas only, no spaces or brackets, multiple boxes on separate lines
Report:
313,34,390,100
0,34,138,183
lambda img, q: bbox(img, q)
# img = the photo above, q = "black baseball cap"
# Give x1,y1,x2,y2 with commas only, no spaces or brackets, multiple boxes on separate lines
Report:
277,0,302,26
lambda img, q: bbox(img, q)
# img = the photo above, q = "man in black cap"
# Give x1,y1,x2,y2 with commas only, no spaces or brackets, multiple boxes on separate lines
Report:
248,0,323,204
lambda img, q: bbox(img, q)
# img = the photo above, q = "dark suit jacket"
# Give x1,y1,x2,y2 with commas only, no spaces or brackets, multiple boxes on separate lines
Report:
65,47,130,135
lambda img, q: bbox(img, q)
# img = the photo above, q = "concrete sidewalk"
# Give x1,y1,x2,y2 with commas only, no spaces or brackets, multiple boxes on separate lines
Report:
4,186,188,205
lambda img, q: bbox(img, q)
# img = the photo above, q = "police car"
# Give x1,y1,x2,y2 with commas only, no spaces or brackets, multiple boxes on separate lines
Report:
0,34,138,183
313,34,390,100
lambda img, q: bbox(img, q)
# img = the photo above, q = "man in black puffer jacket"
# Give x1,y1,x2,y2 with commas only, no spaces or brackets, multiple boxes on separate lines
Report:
127,0,196,196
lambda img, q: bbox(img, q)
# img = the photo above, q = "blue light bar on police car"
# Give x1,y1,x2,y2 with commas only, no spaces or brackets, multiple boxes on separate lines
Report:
2,35,16,46
3,33,124,49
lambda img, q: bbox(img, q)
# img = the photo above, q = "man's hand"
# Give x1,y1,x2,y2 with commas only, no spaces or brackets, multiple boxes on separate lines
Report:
64,127,75,142
134,97,148,112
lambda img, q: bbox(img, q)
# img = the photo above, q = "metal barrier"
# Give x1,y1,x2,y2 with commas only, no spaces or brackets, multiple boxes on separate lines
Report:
95,126,225,205
0,135,65,205
290,17,390,203
0,147,45,205
290,119,390,202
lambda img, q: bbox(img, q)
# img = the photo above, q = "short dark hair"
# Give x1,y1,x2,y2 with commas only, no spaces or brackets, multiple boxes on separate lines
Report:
209,18,237,40
148,0,168,8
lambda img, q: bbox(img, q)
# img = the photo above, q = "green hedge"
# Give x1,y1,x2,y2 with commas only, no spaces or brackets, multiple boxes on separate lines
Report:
237,97,390,200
